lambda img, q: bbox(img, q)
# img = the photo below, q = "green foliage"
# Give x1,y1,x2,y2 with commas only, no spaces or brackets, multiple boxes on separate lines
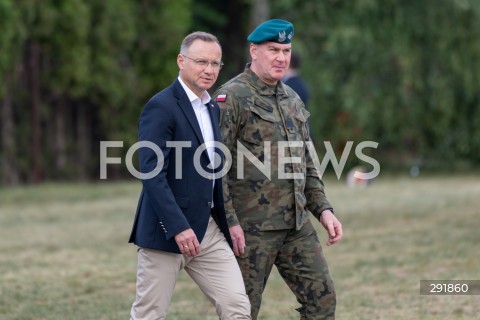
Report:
0,0,23,88
132,0,192,98
1,0,480,184
0,0,192,183
84,0,191,145
87,0,138,143
48,0,91,98
273,0,480,168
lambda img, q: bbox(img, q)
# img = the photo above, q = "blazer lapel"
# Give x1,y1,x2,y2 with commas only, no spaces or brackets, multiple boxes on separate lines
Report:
206,99,221,143
206,100,224,174
173,80,214,167
173,80,205,147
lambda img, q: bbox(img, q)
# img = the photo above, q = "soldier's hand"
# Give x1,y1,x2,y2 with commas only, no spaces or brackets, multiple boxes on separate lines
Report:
175,228,201,257
319,210,343,246
229,225,246,256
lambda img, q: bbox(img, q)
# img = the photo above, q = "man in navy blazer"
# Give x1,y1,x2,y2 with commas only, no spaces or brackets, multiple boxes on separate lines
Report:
129,32,251,320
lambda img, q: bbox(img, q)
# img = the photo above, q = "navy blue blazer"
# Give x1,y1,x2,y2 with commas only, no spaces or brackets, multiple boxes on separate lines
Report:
129,79,233,253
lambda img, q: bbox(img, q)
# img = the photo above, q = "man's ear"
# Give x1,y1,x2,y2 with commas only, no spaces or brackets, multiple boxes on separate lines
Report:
177,54,184,70
250,43,257,60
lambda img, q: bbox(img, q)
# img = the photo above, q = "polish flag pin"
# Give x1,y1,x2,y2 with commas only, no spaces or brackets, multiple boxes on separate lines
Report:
216,94,227,102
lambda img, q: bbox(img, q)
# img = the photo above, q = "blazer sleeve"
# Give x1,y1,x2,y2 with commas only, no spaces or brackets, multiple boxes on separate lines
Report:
138,94,190,239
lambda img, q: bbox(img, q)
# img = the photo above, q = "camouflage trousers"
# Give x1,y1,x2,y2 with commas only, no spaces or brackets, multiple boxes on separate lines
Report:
237,219,336,320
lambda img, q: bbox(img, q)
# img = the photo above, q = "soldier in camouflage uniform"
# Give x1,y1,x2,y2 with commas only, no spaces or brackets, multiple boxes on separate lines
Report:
214,20,343,319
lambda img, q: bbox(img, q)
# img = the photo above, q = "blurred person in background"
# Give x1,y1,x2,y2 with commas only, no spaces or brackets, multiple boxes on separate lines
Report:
283,52,310,106
283,52,315,143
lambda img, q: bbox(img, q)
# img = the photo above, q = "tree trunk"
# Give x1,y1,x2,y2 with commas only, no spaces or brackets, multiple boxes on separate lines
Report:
76,102,90,181
55,100,67,178
223,0,251,79
250,0,270,29
1,73,20,186
28,40,42,183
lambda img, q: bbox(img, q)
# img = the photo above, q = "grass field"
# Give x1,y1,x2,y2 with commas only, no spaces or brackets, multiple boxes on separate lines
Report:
1,174,479,319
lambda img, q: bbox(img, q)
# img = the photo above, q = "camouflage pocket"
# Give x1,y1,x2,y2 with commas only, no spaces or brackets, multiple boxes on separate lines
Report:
293,108,310,141
243,102,276,145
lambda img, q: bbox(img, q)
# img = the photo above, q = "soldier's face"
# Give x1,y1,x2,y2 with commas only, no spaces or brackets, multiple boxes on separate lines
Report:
250,42,291,85
177,40,222,97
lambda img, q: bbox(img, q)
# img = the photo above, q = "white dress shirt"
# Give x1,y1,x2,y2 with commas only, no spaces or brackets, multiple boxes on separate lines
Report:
178,77,215,206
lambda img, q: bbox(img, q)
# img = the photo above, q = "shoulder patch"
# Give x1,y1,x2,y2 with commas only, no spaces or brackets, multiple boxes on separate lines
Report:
216,94,227,102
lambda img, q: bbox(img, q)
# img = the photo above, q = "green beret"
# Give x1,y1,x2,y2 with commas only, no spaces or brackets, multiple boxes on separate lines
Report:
247,19,294,44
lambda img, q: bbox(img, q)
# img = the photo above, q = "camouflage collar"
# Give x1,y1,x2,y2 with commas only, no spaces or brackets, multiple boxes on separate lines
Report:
244,63,288,98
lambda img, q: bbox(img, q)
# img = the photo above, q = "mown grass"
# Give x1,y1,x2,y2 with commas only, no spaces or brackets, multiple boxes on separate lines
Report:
1,175,479,319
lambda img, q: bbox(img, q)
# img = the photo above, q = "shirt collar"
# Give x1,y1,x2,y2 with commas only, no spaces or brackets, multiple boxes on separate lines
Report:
178,76,211,106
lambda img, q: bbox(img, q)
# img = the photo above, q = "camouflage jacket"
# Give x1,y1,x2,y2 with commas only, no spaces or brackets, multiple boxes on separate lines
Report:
214,64,333,231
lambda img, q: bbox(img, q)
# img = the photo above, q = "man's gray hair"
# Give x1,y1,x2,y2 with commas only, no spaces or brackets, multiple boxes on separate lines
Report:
180,31,221,55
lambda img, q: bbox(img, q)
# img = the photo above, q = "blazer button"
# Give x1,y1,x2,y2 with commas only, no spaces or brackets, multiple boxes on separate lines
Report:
207,201,212,207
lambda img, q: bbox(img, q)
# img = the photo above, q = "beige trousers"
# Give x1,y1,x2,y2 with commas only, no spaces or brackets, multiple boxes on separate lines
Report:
130,216,251,320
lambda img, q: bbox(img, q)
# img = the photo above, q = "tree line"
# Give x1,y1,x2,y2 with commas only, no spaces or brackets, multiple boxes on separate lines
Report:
1,0,479,186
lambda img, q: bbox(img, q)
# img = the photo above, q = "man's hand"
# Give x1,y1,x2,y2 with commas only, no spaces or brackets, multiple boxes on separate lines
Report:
319,210,343,246
229,224,246,256
174,228,201,257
